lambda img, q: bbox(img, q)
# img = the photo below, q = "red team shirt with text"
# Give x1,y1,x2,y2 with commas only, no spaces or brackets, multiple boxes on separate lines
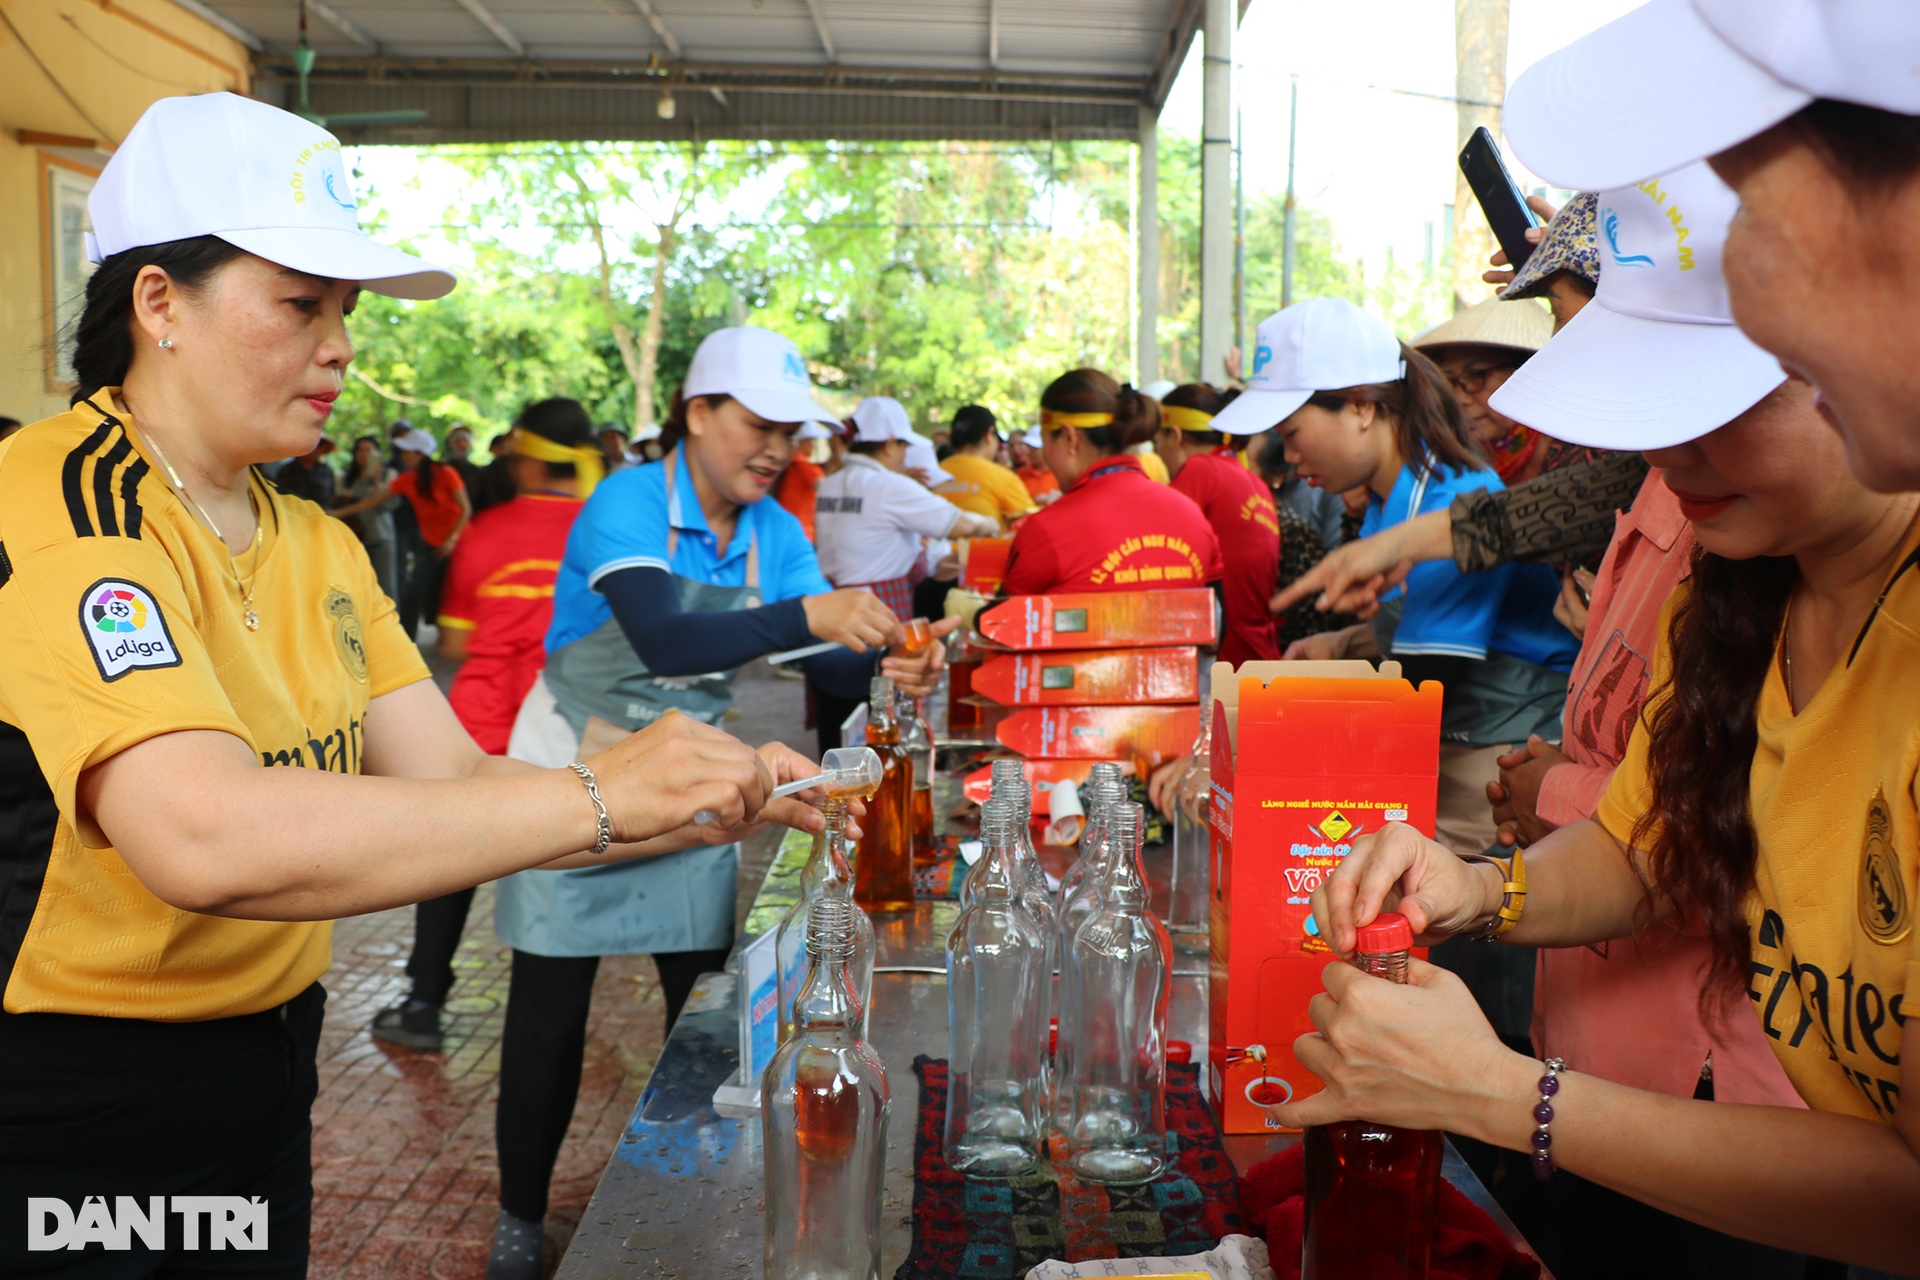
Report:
1002,456,1224,597
1170,446,1280,664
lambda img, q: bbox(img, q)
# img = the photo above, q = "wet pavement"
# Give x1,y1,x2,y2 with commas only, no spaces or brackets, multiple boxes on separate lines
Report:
309,657,807,1279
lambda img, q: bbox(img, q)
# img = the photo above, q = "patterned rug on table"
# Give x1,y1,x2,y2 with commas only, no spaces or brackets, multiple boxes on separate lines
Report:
896,1057,1246,1280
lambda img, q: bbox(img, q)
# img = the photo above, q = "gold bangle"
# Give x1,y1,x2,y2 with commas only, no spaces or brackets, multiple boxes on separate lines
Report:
1463,846,1526,940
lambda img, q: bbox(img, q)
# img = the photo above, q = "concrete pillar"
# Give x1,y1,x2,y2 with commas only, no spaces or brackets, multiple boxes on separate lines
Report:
1137,105,1160,387
1199,0,1233,384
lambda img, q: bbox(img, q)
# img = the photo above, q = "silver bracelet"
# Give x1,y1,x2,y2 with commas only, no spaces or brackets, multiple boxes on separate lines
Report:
567,762,612,856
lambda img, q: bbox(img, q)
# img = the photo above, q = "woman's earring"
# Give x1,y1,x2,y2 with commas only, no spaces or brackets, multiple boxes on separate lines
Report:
158,338,174,350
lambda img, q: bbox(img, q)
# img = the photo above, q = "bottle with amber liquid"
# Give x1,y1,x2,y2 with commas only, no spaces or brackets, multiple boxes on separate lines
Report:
854,676,916,913
763,896,890,1280
896,688,936,861
1301,912,1442,1280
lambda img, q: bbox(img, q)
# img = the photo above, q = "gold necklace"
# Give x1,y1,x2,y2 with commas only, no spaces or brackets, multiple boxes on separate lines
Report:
134,421,265,631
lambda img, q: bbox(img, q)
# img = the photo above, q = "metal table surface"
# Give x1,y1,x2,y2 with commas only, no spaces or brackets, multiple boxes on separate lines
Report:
557,764,1552,1280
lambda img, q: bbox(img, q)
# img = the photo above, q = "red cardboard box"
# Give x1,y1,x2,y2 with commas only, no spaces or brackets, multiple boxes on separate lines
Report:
960,758,1135,815
973,590,1217,651
960,539,1012,595
968,647,1200,707
992,704,1199,768
1207,660,1442,1134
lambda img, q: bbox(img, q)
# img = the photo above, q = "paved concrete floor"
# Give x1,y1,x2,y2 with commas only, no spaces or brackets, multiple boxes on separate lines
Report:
309,656,807,1279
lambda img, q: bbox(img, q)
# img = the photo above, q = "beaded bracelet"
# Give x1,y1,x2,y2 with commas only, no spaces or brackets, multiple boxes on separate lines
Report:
1530,1057,1567,1181
567,762,612,856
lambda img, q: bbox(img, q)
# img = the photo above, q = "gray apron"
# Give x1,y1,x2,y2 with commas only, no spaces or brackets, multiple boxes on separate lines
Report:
494,453,762,957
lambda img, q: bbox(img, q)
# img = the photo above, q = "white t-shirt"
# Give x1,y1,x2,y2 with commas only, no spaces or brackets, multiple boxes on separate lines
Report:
814,454,964,585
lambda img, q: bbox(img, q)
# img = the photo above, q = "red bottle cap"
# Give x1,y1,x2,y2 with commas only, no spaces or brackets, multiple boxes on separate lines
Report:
1166,1040,1192,1064
1354,911,1413,953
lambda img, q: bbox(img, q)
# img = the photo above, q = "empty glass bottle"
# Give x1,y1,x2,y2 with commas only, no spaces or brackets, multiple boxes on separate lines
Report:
776,798,875,1042
854,676,916,913
764,896,891,1280
1167,717,1213,955
1302,913,1442,1280
1056,762,1128,912
1052,774,1127,1130
985,761,1058,1126
944,798,1047,1179
1061,802,1172,1185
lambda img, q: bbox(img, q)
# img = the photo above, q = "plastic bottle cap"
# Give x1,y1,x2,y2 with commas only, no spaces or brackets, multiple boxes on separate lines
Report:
1166,1040,1192,1064
1354,912,1413,953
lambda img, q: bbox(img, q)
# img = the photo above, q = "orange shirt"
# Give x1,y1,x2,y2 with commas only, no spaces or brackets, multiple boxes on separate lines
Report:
1002,456,1223,596
390,463,467,547
1016,465,1060,502
775,456,825,542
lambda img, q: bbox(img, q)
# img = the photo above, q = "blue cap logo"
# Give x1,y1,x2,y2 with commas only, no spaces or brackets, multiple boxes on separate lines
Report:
1251,344,1273,377
1601,207,1654,269
781,352,808,384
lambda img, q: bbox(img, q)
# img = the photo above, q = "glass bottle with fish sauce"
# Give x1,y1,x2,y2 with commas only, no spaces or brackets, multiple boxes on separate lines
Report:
893,618,938,861
1301,912,1442,1280
853,676,916,913
763,896,890,1280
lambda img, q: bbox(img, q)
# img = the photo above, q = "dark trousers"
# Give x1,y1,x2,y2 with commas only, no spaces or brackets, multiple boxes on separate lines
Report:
403,888,476,1006
397,544,447,643
809,678,863,759
0,984,325,1279
495,947,728,1221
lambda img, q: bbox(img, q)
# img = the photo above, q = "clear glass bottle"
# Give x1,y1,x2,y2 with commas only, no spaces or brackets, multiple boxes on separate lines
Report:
1302,912,1443,1280
1168,717,1213,955
776,798,875,1042
763,896,891,1280
854,676,916,913
896,688,936,861
1052,774,1127,1130
1061,802,1172,1185
944,798,1047,1179
1056,762,1127,912
986,762,1058,1128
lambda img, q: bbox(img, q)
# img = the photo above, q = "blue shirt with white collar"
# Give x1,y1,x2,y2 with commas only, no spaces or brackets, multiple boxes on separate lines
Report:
546,449,832,654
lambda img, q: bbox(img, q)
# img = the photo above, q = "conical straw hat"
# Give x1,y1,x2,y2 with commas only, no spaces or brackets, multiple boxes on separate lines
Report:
1412,296,1552,356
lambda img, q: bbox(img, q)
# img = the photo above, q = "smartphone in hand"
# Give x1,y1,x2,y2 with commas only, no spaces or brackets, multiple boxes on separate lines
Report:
1460,126,1543,270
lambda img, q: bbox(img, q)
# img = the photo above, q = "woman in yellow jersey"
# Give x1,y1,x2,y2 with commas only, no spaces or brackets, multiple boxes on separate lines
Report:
1273,372,1920,1272
0,94,832,1279
933,405,1037,531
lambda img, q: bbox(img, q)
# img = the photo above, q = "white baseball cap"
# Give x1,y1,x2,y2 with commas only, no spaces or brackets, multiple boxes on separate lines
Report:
795,420,832,441
1489,163,1786,451
393,428,438,454
851,396,921,444
684,326,838,425
87,93,453,300
1212,297,1406,436
1022,426,1044,449
1505,0,1920,191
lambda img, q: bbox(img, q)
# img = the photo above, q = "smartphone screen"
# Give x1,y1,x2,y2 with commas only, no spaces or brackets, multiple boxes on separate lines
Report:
1459,126,1542,270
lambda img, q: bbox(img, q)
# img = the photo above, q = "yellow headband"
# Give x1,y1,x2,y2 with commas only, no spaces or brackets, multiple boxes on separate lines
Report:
1160,405,1217,433
506,427,606,499
1039,409,1115,433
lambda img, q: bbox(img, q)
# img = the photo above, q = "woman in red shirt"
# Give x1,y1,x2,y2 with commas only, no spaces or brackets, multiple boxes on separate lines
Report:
372,399,603,1050
338,425,472,641
1153,383,1281,662
1002,369,1223,597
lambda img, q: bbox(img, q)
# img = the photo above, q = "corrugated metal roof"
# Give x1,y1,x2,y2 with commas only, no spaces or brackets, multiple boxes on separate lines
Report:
189,0,1207,142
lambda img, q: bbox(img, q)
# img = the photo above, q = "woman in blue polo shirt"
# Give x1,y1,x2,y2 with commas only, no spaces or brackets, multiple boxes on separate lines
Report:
485,326,949,1280
1219,298,1577,859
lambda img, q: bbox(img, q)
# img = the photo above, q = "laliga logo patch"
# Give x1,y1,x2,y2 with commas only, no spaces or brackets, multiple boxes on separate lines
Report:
81,579,181,681
1601,207,1654,269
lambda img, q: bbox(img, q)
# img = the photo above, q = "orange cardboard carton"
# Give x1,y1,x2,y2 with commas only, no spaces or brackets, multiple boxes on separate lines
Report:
960,538,1012,595
992,704,1200,768
961,758,1136,815
1207,660,1442,1134
968,647,1200,707
973,590,1217,651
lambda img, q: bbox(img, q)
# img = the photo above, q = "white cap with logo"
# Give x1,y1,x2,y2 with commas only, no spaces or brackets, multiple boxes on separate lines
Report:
87,93,453,300
1505,0,1920,190
1211,297,1406,436
1489,163,1786,450
683,326,838,425
393,428,438,455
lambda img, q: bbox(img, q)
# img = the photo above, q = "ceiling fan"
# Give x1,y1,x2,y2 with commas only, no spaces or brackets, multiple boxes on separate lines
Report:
290,0,428,130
